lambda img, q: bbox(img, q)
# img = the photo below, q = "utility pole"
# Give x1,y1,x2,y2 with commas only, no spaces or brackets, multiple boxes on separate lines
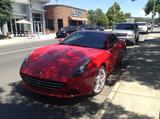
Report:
151,0,157,32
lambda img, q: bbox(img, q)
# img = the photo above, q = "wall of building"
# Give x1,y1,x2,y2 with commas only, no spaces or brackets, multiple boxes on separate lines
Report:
45,5,88,32
12,2,29,17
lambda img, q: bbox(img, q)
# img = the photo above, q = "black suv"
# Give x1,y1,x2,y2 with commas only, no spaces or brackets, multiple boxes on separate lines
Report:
56,26,77,38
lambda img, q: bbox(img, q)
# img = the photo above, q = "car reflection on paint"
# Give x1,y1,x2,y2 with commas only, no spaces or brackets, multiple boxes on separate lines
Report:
20,31,126,98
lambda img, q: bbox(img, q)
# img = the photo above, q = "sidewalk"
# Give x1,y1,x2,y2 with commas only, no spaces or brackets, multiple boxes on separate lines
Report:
98,34,160,119
0,33,56,47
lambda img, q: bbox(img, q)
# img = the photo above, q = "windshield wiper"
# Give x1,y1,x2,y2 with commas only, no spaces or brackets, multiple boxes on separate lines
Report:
68,44,88,47
60,43,89,48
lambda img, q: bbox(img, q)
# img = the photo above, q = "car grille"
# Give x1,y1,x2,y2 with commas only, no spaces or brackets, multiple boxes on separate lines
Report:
21,74,66,91
116,33,127,37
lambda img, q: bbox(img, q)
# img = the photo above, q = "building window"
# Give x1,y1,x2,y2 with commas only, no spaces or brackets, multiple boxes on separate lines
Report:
46,19,54,31
32,13,42,21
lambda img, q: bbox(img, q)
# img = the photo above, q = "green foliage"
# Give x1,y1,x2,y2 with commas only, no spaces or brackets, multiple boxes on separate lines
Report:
0,0,12,34
144,0,154,15
125,13,132,18
88,9,109,27
106,2,125,26
88,10,95,25
134,17,152,22
144,0,160,15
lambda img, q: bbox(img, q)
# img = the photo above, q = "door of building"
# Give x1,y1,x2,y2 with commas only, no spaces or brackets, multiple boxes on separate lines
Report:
34,21,42,34
58,19,63,30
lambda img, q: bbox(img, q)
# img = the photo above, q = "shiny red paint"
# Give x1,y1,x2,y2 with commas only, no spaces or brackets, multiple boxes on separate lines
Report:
20,32,125,98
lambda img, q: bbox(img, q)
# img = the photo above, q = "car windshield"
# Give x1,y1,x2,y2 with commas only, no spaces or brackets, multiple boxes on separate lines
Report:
138,23,147,26
60,32,107,49
115,24,134,30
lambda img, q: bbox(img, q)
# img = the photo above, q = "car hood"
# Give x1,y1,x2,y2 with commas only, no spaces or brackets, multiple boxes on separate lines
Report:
20,44,104,82
138,26,147,28
113,29,134,34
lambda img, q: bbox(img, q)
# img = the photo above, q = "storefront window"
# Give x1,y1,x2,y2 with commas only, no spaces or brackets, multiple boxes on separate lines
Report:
46,19,54,31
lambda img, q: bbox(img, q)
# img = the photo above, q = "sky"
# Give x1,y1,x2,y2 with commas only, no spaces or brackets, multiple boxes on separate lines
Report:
48,0,155,18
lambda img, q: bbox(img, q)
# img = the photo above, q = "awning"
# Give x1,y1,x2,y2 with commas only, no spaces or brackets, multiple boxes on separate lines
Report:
16,19,31,24
69,17,88,21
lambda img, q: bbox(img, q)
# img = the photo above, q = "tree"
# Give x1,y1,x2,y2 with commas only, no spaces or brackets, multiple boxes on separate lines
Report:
94,9,109,27
0,0,12,35
88,10,96,25
142,0,160,15
106,2,125,26
88,9,109,27
125,13,132,18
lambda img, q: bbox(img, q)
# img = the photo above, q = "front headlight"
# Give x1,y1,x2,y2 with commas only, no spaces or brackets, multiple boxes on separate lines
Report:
72,59,91,77
21,55,29,67
21,51,33,67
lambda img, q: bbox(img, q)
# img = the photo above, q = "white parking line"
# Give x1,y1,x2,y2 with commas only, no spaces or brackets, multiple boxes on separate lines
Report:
0,47,39,56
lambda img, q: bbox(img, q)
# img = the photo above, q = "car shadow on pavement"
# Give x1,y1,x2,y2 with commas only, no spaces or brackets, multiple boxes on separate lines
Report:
0,81,103,119
0,81,154,119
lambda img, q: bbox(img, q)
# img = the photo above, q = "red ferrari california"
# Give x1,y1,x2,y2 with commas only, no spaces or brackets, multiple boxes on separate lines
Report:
20,31,126,98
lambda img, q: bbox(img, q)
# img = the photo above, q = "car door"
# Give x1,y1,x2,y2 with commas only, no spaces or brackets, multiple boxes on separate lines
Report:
108,34,119,69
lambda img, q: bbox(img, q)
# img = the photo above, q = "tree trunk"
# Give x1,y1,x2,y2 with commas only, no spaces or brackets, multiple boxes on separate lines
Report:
0,25,4,35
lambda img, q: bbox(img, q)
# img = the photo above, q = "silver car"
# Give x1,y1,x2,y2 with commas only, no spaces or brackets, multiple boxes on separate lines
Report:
113,22,139,45
137,22,148,33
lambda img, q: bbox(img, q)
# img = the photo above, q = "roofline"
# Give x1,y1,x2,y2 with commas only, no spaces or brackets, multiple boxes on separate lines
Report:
45,4,87,12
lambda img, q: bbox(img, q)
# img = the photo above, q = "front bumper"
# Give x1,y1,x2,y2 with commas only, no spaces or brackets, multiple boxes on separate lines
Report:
20,73,95,98
118,36,135,43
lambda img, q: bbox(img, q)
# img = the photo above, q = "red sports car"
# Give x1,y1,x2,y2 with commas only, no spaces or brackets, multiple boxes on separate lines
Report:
20,31,126,98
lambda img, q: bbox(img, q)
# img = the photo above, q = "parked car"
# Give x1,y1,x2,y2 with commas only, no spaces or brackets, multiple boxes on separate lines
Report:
78,25,94,31
113,22,139,45
20,31,126,98
78,25,104,31
154,24,159,27
96,26,104,31
56,26,77,38
147,23,152,30
137,22,148,33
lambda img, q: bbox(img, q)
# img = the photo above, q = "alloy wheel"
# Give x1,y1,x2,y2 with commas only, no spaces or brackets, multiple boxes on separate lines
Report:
93,66,106,95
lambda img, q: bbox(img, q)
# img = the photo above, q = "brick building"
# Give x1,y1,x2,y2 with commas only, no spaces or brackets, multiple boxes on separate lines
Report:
45,4,88,32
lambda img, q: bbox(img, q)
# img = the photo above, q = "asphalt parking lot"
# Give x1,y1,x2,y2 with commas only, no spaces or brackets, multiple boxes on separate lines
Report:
0,32,158,119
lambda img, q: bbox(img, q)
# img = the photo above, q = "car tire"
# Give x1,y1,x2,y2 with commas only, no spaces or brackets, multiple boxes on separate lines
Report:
92,66,106,95
131,41,135,46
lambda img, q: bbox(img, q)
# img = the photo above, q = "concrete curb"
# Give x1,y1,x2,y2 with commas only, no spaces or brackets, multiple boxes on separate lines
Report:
94,80,123,118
